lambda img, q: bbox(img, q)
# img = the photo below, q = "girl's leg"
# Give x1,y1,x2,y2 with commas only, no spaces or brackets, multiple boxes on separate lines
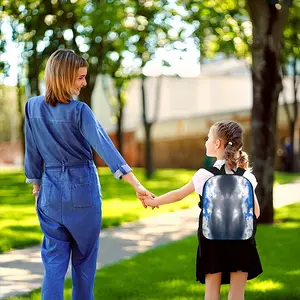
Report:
205,272,222,300
228,271,248,300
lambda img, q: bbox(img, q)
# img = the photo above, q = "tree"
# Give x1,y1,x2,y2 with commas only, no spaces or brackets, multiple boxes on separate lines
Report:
126,0,177,178
4,0,85,96
182,1,251,62
3,0,132,107
248,0,291,223
281,0,300,172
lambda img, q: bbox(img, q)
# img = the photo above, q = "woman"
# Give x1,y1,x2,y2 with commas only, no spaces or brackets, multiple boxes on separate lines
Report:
24,49,153,300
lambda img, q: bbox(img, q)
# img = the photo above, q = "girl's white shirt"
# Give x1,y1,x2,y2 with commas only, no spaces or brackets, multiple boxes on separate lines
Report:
192,159,258,196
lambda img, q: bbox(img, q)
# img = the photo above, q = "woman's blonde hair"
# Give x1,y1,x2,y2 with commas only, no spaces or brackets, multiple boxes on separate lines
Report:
212,120,249,170
45,49,88,106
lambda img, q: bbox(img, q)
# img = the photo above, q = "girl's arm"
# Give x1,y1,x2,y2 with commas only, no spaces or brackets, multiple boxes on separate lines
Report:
145,181,195,207
254,193,260,218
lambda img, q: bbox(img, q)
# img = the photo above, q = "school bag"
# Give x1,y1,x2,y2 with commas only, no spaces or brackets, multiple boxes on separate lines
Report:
201,164,255,240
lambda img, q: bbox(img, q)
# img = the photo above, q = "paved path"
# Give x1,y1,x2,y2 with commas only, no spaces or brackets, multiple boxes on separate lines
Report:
1,182,299,299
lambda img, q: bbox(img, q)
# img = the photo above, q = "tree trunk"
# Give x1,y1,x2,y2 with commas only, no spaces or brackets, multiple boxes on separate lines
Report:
27,52,40,96
141,75,154,179
145,122,153,178
291,57,299,171
17,81,25,165
116,87,124,155
248,0,290,223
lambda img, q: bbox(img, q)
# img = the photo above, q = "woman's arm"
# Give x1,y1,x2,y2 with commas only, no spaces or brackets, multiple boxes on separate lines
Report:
79,104,155,208
145,181,195,207
79,103,132,180
24,101,44,185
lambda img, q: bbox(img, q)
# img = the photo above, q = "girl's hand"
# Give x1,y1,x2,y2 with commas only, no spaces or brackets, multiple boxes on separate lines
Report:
135,185,156,208
144,196,158,207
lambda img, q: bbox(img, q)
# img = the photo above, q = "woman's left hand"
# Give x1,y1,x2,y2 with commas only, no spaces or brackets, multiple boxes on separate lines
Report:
35,196,38,212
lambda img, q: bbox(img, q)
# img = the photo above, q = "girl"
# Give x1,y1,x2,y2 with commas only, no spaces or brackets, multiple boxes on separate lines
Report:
24,49,154,300
145,120,262,300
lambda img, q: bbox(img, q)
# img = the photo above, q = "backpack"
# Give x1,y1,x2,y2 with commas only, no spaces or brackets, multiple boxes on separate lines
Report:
201,164,255,240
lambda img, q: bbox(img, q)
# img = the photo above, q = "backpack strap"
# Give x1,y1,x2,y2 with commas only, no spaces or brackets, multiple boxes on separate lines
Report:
233,167,246,176
203,167,222,175
220,164,226,174
204,165,246,176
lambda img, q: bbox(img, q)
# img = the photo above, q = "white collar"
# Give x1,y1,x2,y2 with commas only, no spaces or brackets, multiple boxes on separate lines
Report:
213,159,226,169
213,159,238,172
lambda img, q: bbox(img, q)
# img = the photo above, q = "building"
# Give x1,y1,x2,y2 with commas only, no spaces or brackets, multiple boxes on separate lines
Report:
91,59,299,170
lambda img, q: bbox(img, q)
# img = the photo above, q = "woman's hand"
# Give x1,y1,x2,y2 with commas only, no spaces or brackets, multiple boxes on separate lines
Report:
120,172,158,209
35,196,38,212
135,185,158,209
32,185,40,212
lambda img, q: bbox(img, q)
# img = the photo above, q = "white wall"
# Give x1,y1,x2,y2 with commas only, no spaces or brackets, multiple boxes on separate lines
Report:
91,74,297,138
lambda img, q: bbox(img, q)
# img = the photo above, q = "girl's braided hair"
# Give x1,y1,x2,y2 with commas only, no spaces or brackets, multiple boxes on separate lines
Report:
212,120,249,170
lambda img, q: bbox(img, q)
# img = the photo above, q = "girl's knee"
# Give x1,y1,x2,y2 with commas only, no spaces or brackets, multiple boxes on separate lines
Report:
205,293,221,300
228,292,244,300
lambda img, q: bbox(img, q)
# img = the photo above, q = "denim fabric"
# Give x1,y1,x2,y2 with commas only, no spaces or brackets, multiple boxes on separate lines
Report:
24,95,132,299
24,95,132,184
37,161,101,300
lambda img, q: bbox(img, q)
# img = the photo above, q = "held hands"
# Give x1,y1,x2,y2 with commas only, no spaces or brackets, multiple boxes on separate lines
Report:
144,194,158,208
135,185,158,209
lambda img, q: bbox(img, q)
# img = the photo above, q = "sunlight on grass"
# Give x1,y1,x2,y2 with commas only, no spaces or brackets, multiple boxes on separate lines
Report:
247,280,283,292
7,203,300,300
273,171,300,185
275,222,300,229
286,270,300,275
157,279,189,289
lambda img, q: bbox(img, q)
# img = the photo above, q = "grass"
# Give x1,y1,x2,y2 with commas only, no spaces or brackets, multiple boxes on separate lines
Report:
0,167,197,253
7,203,300,300
274,171,300,185
1,168,300,254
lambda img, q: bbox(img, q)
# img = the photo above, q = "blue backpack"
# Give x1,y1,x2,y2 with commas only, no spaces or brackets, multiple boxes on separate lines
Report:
201,165,255,240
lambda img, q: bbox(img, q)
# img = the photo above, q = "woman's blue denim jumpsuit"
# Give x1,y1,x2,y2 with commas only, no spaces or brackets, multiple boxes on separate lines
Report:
24,96,132,299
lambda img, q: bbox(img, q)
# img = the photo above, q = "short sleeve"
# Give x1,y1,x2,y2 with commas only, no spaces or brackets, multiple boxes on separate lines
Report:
243,171,258,190
192,168,214,196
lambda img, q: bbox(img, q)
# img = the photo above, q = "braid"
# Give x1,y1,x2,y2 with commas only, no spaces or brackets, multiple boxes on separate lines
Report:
212,120,249,170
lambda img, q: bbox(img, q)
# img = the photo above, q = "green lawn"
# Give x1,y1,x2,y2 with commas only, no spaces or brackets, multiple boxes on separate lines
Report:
7,203,300,300
0,168,198,253
274,171,300,185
